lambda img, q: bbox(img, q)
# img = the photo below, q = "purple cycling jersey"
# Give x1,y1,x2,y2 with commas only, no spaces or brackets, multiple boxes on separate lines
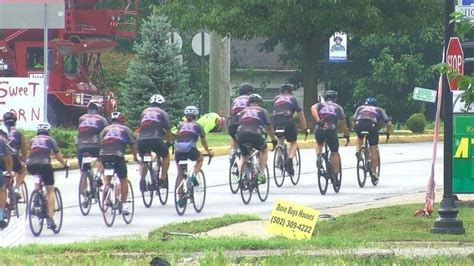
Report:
100,124,136,157
138,107,170,140
313,101,345,130
272,94,302,117
77,113,109,149
230,95,249,125
237,106,271,134
26,135,59,165
353,105,390,124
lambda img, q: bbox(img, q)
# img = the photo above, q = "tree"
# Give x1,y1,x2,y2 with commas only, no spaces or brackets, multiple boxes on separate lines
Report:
119,14,190,127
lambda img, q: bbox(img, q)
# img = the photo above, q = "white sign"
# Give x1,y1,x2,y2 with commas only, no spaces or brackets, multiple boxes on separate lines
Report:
453,90,474,113
0,78,46,130
192,32,210,56
456,0,474,20
413,87,437,103
329,32,347,62
168,32,183,51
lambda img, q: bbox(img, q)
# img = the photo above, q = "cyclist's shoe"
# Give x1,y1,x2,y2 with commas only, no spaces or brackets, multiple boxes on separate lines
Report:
332,174,340,187
355,151,362,161
229,150,237,163
81,193,90,208
286,158,294,176
157,178,168,189
177,195,187,208
190,175,199,187
257,170,266,184
121,202,131,216
46,217,57,230
231,165,239,176
370,172,379,183
316,158,322,169
94,176,103,188
0,220,7,230
14,187,22,200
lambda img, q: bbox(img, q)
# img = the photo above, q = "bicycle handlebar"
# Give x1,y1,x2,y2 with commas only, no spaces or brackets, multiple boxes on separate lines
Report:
202,153,213,165
338,136,350,147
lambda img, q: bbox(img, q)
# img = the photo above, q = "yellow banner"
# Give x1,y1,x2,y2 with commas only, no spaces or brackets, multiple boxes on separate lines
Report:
266,198,320,240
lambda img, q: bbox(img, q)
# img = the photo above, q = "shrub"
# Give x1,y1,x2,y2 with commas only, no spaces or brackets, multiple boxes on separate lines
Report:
405,113,426,133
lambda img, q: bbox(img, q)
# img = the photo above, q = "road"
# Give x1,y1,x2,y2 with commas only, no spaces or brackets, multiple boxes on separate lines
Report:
17,142,442,244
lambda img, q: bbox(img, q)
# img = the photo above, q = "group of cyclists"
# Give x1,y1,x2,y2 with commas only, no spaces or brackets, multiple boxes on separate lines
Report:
0,81,392,232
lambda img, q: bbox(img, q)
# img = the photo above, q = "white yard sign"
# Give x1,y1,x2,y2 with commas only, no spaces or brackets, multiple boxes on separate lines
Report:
0,78,46,130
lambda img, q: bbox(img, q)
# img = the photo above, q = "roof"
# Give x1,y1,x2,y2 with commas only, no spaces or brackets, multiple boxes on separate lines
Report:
231,37,295,71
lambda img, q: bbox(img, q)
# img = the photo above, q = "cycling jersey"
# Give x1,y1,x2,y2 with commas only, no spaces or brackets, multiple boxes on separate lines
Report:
237,106,272,135
175,122,205,153
313,101,345,130
26,135,59,165
353,105,391,124
230,95,249,125
273,94,302,117
6,126,22,155
138,107,170,140
0,136,11,157
76,113,109,149
197,113,220,133
100,124,136,157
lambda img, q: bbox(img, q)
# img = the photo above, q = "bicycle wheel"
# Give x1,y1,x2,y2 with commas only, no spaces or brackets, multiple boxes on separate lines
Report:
174,178,187,215
239,165,253,204
51,188,63,234
257,166,270,202
273,146,285,187
228,155,240,194
333,155,342,193
371,147,381,186
78,172,93,216
102,184,116,227
317,155,329,195
140,163,154,208
290,147,301,185
357,147,368,188
28,190,44,237
156,161,169,205
192,170,206,213
123,180,135,224
3,186,13,227
17,182,28,217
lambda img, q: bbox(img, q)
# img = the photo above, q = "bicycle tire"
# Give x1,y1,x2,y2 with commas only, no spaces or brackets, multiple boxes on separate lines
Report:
96,177,104,212
357,147,368,188
333,154,342,193
140,163,154,208
371,147,381,186
3,185,13,227
17,182,28,218
174,177,187,215
240,164,253,204
273,146,285,187
290,147,301,185
156,160,168,205
28,190,44,237
192,170,206,213
78,172,93,216
123,180,134,224
102,183,116,227
257,166,270,202
52,188,63,234
317,155,329,195
228,154,240,194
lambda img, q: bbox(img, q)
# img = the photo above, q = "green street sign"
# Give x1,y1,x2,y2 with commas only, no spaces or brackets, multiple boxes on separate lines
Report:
413,87,437,103
453,114,474,193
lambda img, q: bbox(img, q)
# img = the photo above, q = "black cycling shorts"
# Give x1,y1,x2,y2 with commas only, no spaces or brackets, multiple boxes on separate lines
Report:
228,124,238,140
236,132,267,156
27,164,54,186
272,115,297,142
175,147,201,162
137,138,169,159
355,119,379,146
100,155,128,179
12,155,25,173
77,147,100,171
315,129,339,152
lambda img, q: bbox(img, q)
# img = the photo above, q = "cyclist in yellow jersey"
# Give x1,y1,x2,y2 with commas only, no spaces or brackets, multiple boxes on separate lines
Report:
196,112,226,134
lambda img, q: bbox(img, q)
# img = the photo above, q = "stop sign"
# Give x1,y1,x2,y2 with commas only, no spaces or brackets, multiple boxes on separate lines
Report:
446,37,464,91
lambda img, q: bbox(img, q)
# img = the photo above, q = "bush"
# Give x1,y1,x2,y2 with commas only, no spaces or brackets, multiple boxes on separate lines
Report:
405,113,426,133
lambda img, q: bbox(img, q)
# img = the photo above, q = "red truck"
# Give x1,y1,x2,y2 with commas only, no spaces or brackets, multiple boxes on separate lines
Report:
0,0,139,125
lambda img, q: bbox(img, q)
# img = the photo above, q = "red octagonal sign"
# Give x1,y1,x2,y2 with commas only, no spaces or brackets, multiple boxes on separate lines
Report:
446,37,464,91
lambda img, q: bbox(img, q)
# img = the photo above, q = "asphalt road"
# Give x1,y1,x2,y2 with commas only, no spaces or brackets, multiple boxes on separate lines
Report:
16,141,442,245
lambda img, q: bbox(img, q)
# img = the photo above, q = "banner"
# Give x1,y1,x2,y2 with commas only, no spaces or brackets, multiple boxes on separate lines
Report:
329,32,347,62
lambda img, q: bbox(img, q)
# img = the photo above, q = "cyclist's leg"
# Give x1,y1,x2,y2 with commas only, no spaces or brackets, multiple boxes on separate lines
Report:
115,156,128,203
100,156,113,201
175,153,186,197
190,148,203,177
327,130,340,175
286,121,298,159
314,129,325,165
154,139,170,183
354,120,364,154
236,133,251,174
136,139,148,179
228,124,239,158
368,127,380,175
0,170,5,226
41,164,55,219
254,134,268,170
77,149,88,195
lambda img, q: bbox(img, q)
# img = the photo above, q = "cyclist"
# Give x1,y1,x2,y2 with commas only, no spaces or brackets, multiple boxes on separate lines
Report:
311,90,349,183
236,94,277,186
175,106,213,207
352,97,392,182
99,111,138,215
26,122,68,230
76,99,109,206
0,129,13,229
2,112,28,199
228,83,254,162
137,94,172,189
196,112,226,133
271,83,309,175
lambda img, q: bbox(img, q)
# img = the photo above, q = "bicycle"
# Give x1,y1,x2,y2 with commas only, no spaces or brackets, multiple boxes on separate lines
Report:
239,143,270,204
101,162,135,227
139,151,168,208
174,154,212,215
228,151,240,194
28,167,68,237
357,132,389,188
78,152,104,215
2,173,28,228
272,128,305,187
317,136,349,195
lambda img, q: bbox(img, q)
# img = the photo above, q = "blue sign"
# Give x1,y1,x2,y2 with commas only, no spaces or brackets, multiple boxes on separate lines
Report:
462,0,474,5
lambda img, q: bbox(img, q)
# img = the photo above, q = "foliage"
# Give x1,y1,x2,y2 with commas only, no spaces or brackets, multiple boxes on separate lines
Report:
100,51,135,97
405,113,426,133
119,14,191,127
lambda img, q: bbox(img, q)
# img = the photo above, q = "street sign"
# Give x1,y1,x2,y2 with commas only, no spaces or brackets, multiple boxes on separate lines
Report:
456,0,474,21
168,32,183,52
446,37,464,91
192,32,210,56
453,114,474,193
0,0,65,29
413,87,437,103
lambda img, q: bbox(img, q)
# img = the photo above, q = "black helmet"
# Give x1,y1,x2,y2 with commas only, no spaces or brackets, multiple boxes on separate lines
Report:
280,83,294,93
323,90,338,101
3,111,17,127
239,83,254,95
247,93,263,106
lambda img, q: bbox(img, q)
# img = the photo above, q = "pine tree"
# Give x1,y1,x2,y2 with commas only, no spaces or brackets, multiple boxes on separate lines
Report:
119,15,190,127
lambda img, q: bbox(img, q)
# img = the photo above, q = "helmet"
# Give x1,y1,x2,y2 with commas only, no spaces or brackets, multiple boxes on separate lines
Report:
247,93,263,105
110,111,125,124
323,90,338,101
184,106,199,117
149,94,165,105
3,111,17,127
365,97,377,106
36,122,51,134
239,83,254,95
280,83,294,93
87,99,103,111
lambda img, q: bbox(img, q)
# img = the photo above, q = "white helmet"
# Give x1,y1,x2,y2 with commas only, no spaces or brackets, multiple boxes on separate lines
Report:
37,122,51,133
87,98,103,110
149,94,165,105
184,106,199,116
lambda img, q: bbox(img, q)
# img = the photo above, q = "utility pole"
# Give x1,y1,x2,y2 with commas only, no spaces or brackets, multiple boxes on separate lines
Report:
209,32,230,119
